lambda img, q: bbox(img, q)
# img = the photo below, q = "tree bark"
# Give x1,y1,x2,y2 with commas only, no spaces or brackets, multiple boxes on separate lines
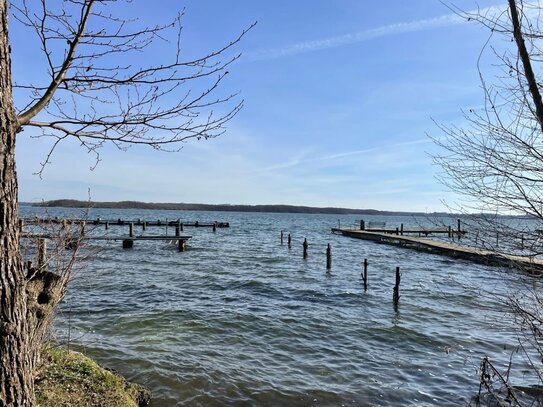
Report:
508,0,543,132
0,0,34,405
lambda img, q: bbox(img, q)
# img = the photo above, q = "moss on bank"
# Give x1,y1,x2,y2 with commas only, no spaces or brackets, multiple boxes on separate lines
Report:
35,346,150,407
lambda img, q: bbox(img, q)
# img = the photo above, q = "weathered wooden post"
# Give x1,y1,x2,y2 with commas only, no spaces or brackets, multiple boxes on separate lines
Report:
393,266,401,309
395,227,399,235
288,233,292,248
362,258,368,291
496,231,499,247
175,224,180,237
129,223,134,238
400,223,404,236
521,234,525,250
180,222,184,232
142,221,146,231
37,238,46,269
213,222,217,232
457,219,461,234
26,261,33,278
303,238,308,259
326,243,332,270
18,219,24,232
122,239,134,249
360,220,365,230
178,239,187,252
281,230,284,245
105,221,109,230
448,226,451,238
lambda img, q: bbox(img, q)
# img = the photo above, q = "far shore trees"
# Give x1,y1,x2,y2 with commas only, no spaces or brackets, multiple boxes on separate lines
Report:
0,1,252,404
433,0,543,404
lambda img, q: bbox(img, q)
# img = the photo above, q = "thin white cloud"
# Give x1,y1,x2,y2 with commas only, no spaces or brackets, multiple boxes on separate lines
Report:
247,4,505,61
257,137,432,173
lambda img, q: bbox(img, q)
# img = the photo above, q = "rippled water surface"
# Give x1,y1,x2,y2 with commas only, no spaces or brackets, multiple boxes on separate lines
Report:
21,207,534,406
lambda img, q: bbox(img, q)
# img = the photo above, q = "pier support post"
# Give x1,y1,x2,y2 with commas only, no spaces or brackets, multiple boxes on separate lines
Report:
142,221,146,231
37,238,47,269
393,266,401,309
180,222,184,232
175,224,180,237
360,220,365,230
288,233,292,248
129,223,134,238
18,219,24,232
362,258,368,291
26,261,33,278
400,223,404,236
448,226,451,238
457,219,461,234
178,239,187,252
105,221,109,230
303,238,308,259
122,239,134,249
281,230,284,245
213,222,217,232
395,227,399,235
326,243,332,270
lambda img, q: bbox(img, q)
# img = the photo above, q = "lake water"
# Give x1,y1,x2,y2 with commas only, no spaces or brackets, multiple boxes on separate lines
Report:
20,206,535,406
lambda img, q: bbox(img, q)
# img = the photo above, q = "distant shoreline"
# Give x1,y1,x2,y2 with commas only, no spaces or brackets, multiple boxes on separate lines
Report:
24,199,450,217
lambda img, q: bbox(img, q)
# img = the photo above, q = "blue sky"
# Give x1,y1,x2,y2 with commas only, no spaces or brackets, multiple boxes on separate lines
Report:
13,0,504,211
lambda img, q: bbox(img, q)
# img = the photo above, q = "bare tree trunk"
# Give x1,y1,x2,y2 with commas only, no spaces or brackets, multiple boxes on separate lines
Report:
0,0,34,405
509,0,543,132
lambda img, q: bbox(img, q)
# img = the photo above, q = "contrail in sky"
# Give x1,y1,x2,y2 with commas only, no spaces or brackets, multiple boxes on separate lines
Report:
247,4,505,61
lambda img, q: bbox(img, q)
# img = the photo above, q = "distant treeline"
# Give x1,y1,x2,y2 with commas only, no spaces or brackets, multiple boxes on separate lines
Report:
28,199,450,216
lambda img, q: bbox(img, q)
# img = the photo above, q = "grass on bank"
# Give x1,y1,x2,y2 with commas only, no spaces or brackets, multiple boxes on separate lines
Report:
35,345,150,407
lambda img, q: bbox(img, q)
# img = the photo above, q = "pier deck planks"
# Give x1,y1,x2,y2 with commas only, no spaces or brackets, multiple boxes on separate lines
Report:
332,227,543,273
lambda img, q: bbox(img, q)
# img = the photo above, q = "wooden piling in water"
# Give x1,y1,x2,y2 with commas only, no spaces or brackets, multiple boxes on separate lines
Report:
360,220,365,230
393,266,401,309
37,238,46,269
178,239,187,252
288,233,292,248
122,239,134,249
326,243,332,270
303,238,308,259
129,223,134,238
175,224,180,237
448,226,451,238
362,258,368,291
142,221,146,231
18,219,24,232
400,223,404,236
457,219,461,234
213,222,217,232
105,221,109,230
281,231,284,245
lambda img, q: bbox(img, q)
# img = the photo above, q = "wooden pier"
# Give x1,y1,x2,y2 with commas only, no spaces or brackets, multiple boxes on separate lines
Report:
332,228,543,273
22,233,192,252
22,217,230,228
